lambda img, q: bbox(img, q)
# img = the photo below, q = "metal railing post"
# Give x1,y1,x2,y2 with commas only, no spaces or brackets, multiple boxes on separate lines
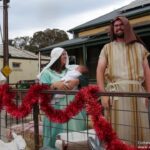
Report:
148,97,150,128
33,103,40,150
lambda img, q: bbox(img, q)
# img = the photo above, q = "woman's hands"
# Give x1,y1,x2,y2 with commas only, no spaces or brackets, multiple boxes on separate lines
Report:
51,81,68,90
51,79,79,90
65,79,80,90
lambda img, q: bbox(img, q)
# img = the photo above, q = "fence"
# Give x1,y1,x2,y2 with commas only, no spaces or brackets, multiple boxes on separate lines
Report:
0,85,150,150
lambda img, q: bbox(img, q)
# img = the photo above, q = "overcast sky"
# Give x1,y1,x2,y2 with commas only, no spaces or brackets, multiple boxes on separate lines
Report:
0,0,135,41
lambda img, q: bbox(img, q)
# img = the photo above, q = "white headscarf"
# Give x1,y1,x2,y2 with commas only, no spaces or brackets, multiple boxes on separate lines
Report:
0,71,6,82
37,47,69,79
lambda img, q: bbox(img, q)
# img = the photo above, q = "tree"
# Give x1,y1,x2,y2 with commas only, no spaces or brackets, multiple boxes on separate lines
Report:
10,36,31,50
30,28,68,52
10,28,69,52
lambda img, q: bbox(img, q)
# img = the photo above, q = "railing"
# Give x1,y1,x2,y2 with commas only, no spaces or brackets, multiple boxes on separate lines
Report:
0,87,150,150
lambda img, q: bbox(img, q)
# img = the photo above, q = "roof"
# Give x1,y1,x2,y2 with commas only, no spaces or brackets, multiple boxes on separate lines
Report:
0,45,49,60
39,33,111,52
40,37,89,51
68,0,150,33
121,0,150,12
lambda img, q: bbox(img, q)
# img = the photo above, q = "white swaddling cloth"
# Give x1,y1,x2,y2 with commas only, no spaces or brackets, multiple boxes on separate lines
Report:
53,65,81,100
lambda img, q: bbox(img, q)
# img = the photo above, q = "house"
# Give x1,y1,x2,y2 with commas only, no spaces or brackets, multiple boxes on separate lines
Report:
39,0,150,82
0,45,49,84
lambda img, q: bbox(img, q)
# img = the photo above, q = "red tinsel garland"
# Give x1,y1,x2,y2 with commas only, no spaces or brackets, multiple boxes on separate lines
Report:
0,84,149,150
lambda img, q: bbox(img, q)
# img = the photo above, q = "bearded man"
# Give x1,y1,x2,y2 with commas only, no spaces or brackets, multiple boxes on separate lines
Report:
96,16,150,145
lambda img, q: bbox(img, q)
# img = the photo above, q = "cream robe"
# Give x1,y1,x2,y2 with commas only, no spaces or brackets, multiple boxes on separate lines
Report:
99,41,150,145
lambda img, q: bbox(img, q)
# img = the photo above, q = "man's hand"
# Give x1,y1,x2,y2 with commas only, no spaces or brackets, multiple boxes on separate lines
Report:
145,98,150,109
101,96,111,109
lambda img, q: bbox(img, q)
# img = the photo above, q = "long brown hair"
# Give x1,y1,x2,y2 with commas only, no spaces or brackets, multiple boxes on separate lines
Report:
50,57,66,73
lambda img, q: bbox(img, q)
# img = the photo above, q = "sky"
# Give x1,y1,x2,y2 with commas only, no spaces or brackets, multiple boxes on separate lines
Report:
0,0,135,42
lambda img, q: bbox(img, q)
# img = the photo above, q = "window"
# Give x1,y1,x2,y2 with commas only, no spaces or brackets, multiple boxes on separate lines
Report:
12,62,21,69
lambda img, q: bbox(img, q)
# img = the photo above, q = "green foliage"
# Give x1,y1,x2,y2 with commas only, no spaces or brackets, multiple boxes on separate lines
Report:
10,28,69,53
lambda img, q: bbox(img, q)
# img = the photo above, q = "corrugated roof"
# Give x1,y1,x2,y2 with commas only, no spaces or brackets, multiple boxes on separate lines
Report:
68,10,119,32
120,0,150,12
0,45,49,60
120,6,150,17
68,0,150,32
